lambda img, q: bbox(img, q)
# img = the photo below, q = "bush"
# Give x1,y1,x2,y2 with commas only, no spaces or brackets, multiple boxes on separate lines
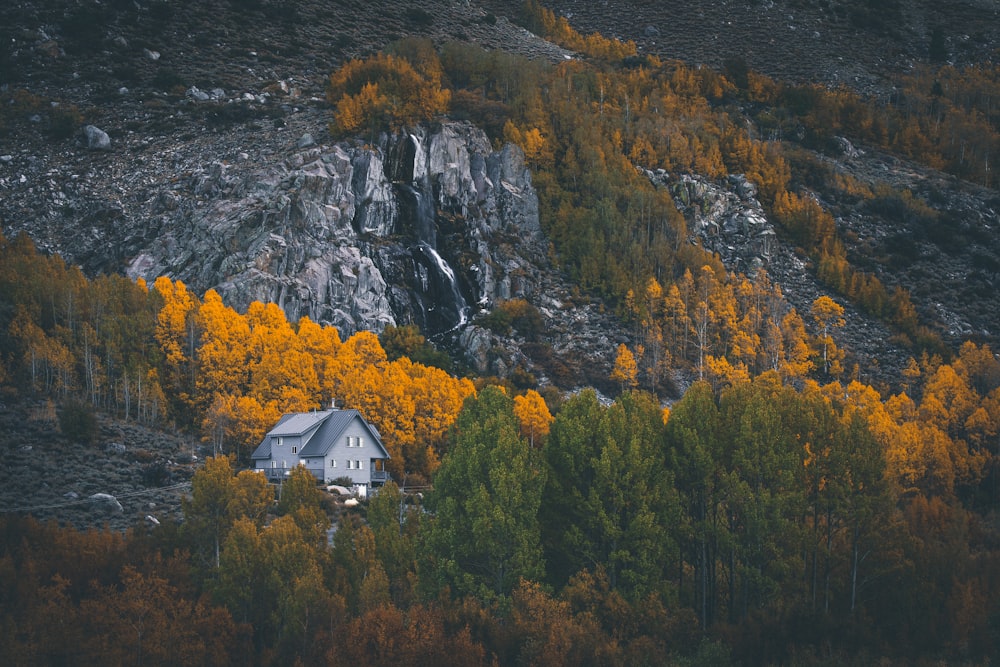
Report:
405,7,433,27
47,104,83,140
142,462,172,487
58,401,98,445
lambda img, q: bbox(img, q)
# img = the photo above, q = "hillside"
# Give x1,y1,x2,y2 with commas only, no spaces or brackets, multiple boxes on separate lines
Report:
3,2,1000,665
0,0,998,493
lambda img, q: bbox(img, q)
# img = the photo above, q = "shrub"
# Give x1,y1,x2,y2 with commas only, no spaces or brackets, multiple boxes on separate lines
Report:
142,462,172,487
58,401,98,445
47,104,83,140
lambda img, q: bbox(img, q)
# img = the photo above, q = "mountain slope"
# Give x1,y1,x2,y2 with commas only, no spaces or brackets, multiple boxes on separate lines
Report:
1,0,997,389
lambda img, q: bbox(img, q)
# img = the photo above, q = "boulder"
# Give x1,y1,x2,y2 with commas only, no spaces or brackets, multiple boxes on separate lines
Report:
186,86,211,102
88,493,123,512
83,125,111,151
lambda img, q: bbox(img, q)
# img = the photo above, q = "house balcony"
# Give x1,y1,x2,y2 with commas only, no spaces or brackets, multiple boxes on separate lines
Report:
371,469,390,483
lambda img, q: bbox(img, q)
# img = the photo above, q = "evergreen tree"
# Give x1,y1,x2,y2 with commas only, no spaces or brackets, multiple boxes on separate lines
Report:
420,386,545,604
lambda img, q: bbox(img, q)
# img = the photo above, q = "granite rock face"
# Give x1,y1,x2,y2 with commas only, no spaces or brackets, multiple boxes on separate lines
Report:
124,121,547,345
645,170,776,275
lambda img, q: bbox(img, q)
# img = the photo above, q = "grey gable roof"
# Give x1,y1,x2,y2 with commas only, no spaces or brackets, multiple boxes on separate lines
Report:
268,411,329,437
250,412,297,460
251,409,389,460
299,409,389,458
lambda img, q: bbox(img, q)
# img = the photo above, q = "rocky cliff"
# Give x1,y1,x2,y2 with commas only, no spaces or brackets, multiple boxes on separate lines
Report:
124,122,545,340
0,103,620,385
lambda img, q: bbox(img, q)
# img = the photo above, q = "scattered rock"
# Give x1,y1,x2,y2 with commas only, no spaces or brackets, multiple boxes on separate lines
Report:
186,86,211,101
296,132,315,149
83,125,111,151
88,493,123,513
833,136,863,159
143,48,160,61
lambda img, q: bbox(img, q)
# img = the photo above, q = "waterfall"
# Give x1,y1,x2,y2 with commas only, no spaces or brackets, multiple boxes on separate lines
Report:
399,180,436,247
392,133,470,335
415,242,469,331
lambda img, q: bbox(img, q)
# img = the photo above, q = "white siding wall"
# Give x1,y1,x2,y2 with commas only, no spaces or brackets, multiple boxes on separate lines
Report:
323,417,374,484
269,435,303,472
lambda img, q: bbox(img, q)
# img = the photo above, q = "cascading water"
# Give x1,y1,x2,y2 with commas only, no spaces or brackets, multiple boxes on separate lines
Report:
399,180,437,248
415,242,469,331
394,146,470,335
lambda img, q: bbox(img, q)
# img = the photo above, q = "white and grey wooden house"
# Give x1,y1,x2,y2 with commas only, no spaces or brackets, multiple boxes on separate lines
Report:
251,408,390,490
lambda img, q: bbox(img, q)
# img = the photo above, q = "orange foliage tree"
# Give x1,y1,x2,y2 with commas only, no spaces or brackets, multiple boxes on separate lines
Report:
327,52,451,136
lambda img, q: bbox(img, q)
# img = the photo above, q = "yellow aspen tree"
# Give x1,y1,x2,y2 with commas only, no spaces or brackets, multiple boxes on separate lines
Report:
405,359,476,471
780,310,813,379
153,277,198,368
922,364,978,438
902,357,921,395
297,316,342,401
153,277,200,412
810,296,846,378
611,343,639,391
662,282,690,361
245,301,318,409
705,354,750,392
513,389,553,447
196,290,251,407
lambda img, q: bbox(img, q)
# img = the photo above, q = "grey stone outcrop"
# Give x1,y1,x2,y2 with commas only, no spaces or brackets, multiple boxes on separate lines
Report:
125,122,546,343
83,125,111,150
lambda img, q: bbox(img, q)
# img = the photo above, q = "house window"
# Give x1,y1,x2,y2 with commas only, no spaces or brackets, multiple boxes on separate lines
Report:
347,436,355,447
271,461,276,469
358,437,364,448
357,460,363,469
292,446,298,454
347,460,354,470
276,436,283,446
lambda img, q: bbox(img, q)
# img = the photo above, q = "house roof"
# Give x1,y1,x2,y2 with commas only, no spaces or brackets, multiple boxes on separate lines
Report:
251,409,389,460
268,411,328,437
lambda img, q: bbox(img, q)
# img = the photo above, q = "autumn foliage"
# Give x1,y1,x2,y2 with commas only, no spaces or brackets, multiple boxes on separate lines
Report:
5,9,1000,664
326,51,450,136
0,234,474,481
2,233,1000,664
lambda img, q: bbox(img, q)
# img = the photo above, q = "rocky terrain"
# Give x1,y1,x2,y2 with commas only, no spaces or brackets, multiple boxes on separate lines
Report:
497,0,1000,94
1,0,999,528
0,397,197,532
